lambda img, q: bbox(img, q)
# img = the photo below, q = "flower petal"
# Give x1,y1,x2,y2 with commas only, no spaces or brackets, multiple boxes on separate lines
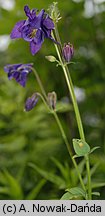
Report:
24,5,36,20
43,16,54,29
31,9,45,29
8,72,14,80
4,64,22,73
30,41,42,55
25,93,39,111
19,72,27,87
10,20,25,39
34,29,44,44
21,25,33,42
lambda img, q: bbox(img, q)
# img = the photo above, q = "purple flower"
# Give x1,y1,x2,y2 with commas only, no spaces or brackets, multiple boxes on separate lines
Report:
10,5,56,55
4,63,33,87
25,93,39,111
62,43,74,62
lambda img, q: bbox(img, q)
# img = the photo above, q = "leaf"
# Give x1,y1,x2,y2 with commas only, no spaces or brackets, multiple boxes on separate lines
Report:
92,192,100,197
91,182,105,189
73,139,90,156
51,157,68,180
90,146,100,154
83,163,99,184
0,136,26,153
61,192,74,200
66,187,86,199
0,171,23,199
29,163,66,189
72,154,81,159
0,187,9,194
26,179,46,200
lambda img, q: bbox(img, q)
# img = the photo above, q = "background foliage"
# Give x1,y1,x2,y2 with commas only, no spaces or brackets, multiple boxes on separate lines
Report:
0,0,105,199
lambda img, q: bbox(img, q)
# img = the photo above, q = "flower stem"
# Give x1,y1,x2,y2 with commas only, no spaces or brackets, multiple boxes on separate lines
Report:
53,111,86,191
32,66,86,192
53,25,91,199
32,68,47,100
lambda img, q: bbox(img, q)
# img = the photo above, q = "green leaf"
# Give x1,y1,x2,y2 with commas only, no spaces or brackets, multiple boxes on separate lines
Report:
73,139,90,156
0,136,26,153
91,182,105,189
66,187,86,199
29,163,66,189
0,171,23,199
90,146,100,154
92,192,100,197
61,192,74,200
26,179,46,200
72,154,81,159
51,157,68,180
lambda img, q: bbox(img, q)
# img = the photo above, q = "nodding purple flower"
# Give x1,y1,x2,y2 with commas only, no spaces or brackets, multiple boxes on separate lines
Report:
62,43,74,62
10,5,56,55
25,93,39,111
4,63,33,87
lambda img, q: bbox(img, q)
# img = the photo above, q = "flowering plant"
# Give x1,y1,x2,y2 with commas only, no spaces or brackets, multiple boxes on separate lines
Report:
3,2,102,200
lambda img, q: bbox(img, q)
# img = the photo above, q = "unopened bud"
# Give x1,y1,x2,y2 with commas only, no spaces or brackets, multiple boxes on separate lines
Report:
62,43,74,62
45,55,56,62
24,93,39,112
48,91,57,110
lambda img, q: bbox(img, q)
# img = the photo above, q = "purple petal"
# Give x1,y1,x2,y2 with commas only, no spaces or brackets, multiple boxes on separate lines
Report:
24,5,36,20
8,72,14,80
43,16,54,29
4,64,22,73
10,20,25,39
30,41,42,55
19,72,27,87
25,93,39,111
33,29,44,44
13,71,20,80
24,5,31,18
21,25,33,42
31,9,45,29
13,71,27,87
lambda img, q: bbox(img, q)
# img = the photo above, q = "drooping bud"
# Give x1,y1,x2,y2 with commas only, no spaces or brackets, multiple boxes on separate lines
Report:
48,91,57,110
24,93,39,112
45,55,56,62
62,43,74,63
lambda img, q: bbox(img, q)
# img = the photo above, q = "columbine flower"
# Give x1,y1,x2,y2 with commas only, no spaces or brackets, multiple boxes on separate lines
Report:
10,5,56,55
4,63,33,87
25,93,39,111
62,43,74,62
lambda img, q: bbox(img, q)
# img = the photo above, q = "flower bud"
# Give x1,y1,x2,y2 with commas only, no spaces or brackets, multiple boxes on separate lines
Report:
24,93,39,112
45,55,56,62
62,43,74,62
48,91,57,110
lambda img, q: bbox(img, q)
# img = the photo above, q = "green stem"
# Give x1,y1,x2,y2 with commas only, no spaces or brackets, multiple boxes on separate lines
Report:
32,68,47,100
85,155,92,200
53,111,86,191
53,26,91,199
32,66,86,192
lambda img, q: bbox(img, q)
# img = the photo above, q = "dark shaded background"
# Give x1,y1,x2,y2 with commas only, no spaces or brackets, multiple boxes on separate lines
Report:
0,0,105,199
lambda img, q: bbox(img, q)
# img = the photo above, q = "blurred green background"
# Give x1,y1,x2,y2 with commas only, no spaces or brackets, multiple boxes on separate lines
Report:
0,0,105,199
